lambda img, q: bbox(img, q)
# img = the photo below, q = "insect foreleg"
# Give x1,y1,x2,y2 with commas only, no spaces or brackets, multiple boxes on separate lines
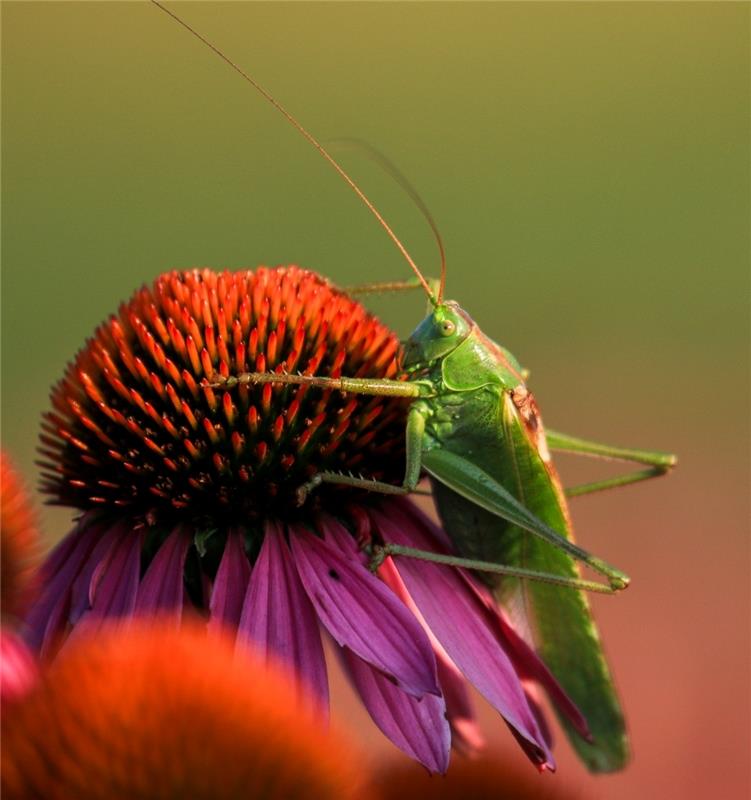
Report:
371,545,622,595
296,405,427,503
211,372,422,398
546,429,677,497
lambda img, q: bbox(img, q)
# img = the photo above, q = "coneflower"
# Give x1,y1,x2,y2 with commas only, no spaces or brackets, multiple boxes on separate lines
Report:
1,454,41,701
26,266,586,772
2,621,372,799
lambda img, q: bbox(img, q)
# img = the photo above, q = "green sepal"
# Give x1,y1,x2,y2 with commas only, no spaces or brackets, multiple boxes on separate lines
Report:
193,527,218,558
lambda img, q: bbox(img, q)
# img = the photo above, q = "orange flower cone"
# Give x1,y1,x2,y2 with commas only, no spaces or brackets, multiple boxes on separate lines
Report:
2,620,372,799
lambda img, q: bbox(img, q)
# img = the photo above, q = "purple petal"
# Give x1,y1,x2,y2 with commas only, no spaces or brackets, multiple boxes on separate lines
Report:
397,498,589,739
69,524,122,624
134,527,190,622
338,645,450,774
237,521,328,717
493,603,591,740
371,503,553,769
208,528,251,634
88,529,143,620
65,530,144,645
23,521,103,655
524,684,554,749
36,512,99,583
377,554,484,756
290,516,439,698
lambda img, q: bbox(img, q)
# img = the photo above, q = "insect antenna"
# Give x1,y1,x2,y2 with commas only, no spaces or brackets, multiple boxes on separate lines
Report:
150,0,437,304
329,138,447,302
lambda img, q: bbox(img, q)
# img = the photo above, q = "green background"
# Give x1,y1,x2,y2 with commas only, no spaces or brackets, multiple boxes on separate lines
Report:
2,2,749,797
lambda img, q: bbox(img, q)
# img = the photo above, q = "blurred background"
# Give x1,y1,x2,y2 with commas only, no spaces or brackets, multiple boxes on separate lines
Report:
2,2,748,798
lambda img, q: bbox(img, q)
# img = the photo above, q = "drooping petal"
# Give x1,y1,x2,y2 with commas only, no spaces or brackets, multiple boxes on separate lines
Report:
209,528,251,634
290,517,439,699
371,504,553,769
69,525,121,625
338,645,450,774
493,603,590,740
85,530,144,623
394,498,589,736
23,520,103,655
524,684,554,749
35,512,98,584
377,554,484,756
134,527,190,623
237,521,328,717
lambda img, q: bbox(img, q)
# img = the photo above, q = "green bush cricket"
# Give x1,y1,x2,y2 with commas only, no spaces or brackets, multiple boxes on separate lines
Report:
153,1,676,773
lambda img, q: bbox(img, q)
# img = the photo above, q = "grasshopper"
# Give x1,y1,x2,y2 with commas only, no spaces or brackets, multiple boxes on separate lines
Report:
153,1,676,772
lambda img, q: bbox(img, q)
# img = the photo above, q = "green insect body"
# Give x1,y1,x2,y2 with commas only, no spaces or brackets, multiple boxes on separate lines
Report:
407,302,627,771
152,0,676,774
217,297,674,773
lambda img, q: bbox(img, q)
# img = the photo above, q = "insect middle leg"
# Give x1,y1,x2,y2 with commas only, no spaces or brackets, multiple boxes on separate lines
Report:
210,371,429,500
546,429,677,498
298,404,427,502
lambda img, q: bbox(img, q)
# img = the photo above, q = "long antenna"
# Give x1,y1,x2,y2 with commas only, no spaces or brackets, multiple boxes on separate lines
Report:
329,139,447,303
150,0,436,304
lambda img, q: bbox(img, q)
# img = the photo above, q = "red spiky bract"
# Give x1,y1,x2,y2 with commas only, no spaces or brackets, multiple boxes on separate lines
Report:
38,268,406,526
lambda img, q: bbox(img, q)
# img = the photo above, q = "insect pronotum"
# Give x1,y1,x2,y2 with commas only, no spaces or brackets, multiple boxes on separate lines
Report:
151,0,676,773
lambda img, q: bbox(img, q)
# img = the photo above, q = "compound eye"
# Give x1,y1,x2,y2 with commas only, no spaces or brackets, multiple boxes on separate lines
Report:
440,319,456,336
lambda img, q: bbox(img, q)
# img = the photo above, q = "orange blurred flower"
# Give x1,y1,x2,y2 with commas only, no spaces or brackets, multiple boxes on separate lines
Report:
2,620,372,799
1,453,40,619
377,755,590,800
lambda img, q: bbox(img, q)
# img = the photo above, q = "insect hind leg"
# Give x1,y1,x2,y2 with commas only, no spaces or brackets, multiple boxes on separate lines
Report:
372,543,626,595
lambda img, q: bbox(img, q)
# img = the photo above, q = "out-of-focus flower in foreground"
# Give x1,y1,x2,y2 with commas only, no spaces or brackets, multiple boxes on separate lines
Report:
26,267,587,772
1,454,40,620
377,754,590,800
1,454,40,701
2,620,371,799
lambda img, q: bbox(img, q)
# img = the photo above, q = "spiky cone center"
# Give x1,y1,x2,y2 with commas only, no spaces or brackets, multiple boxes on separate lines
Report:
39,267,406,529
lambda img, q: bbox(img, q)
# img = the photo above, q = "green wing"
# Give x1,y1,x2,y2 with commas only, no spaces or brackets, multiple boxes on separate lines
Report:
422,396,628,772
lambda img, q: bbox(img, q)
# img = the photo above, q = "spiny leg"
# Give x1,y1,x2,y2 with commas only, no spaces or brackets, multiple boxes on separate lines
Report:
546,428,677,498
297,406,427,503
210,371,423,398
371,544,625,595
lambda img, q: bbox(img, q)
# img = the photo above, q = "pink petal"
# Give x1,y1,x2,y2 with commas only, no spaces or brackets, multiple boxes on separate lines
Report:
208,528,251,634
494,603,591,740
238,521,328,717
339,645,450,774
395,498,589,738
377,555,484,756
134,527,190,622
87,529,144,621
23,521,103,655
69,524,122,624
371,503,553,769
291,516,439,699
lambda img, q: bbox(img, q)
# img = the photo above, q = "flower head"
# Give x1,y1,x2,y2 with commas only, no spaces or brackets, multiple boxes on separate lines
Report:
2,620,372,799
1,453,40,619
26,267,587,773
1,453,40,701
